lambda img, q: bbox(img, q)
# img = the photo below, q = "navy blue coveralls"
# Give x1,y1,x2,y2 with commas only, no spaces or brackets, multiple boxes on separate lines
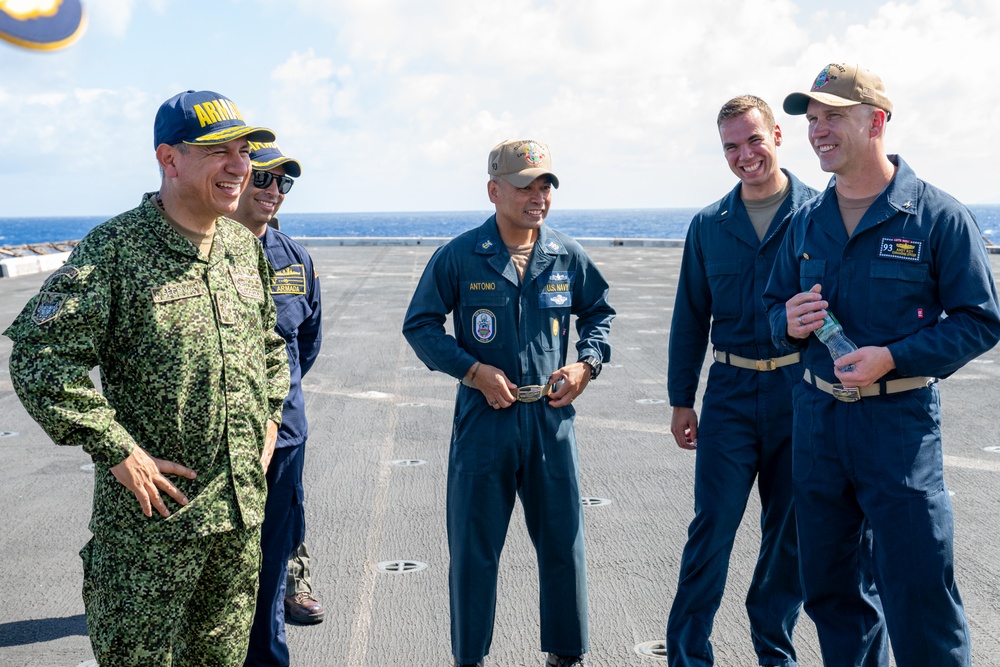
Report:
762,156,1000,667
402,216,614,664
245,225,323,667
665,171,817,667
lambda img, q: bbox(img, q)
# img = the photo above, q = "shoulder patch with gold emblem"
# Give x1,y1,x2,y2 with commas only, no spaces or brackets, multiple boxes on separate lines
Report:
271,264,307,296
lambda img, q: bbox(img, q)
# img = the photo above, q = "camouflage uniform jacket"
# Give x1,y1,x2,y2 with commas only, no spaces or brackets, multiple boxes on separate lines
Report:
4,193,290,540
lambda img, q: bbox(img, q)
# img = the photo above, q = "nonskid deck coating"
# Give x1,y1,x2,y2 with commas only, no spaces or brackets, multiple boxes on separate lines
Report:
1,245,999,666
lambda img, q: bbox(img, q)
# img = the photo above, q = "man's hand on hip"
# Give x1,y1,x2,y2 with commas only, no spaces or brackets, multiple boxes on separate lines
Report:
110,446,197,518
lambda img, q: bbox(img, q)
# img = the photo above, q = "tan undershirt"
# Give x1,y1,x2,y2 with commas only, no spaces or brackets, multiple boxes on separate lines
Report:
153,193,215,256
743,179,792,242
836,191,880,238
506,241,535,283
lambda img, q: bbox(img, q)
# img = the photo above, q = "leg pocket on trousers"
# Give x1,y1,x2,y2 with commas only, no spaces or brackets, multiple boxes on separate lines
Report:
697,364,739,438
540,404,578,480
450,403,499,475
873,389,944,498
791,383,815,482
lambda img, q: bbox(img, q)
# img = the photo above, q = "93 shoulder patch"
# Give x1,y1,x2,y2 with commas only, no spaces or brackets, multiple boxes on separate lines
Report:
31,292,67,325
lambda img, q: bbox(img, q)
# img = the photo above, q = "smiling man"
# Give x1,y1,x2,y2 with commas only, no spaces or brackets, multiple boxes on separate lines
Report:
403,139,615,667
763,63,1000,667
665,95,817,667
4,90,290,666
231,142,325,667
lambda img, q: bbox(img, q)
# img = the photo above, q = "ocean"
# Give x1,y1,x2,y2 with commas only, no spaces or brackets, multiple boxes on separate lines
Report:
2,206,999,247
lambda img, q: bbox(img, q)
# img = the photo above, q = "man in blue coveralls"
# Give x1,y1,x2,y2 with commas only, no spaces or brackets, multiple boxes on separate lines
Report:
402,139,615,667
763,63,1000,667
666,95,817,667
231,141,324,667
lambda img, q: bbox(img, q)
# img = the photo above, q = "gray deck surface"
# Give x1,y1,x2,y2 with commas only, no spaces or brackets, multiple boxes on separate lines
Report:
2,245,999,667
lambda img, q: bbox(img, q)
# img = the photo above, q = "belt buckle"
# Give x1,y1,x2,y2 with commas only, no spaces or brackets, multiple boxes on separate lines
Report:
755,359,776,371
517,385,544,403
831,384,861,403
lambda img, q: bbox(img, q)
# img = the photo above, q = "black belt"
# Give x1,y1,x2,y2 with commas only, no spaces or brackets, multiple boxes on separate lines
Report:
713,349,800,371
803,368,934,403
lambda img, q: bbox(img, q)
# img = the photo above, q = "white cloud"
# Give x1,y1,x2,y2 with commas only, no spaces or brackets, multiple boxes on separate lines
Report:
83,0,137,37
1,0,997,217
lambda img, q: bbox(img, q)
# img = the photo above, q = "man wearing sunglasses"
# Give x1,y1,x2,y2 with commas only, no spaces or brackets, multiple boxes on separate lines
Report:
232,142,324,667
4,90,290,666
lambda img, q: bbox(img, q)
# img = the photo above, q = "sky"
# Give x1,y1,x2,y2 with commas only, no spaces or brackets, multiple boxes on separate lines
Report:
1,0,997,217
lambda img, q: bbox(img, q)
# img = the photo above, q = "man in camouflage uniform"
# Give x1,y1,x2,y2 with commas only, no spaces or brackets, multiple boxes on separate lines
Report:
3,90,290,667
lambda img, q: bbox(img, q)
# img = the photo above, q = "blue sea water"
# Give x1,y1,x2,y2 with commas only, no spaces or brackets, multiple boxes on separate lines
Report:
1,206,998,247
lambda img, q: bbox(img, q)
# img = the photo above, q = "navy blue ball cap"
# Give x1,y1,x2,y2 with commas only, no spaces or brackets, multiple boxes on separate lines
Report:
153,90,275,148
0,0,85,51
249,141,302,178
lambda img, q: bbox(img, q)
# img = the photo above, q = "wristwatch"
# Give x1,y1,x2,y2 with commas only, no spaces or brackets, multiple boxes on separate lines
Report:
581,356,602,380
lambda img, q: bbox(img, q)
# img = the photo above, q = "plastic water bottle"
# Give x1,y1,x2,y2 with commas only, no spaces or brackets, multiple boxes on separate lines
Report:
814,312,858,373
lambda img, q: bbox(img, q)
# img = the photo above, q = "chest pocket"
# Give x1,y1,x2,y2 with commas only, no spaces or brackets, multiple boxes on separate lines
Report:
459,285,508,348
799,259,826,292
221,266,266,329
230,267,265,302
538,276,573,310
537,272,574,351
866,260,932,335
149,280,210,337
705,261,741,319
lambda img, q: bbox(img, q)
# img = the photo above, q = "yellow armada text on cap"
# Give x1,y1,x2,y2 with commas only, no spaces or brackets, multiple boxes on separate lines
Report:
193,99,245,127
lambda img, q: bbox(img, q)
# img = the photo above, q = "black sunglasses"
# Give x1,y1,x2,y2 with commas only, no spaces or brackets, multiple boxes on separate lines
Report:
252,170,294,194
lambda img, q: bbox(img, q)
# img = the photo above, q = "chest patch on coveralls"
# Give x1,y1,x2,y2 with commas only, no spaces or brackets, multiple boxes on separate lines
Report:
473,309,496,343
879,237,923,262
538,271,574,309
271,264,307,295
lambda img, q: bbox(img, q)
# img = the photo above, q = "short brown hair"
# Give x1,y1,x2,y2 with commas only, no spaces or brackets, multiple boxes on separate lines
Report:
717,95,776,129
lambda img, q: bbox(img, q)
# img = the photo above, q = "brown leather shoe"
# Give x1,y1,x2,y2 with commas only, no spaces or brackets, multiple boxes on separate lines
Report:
284,591,326,624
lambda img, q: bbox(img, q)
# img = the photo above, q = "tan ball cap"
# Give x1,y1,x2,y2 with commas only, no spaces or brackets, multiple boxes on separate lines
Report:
488,139,559,188
784,63,893,120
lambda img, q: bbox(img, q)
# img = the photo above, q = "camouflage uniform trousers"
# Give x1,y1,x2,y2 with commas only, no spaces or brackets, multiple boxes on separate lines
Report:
286,541,314,595
81,523,261,667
